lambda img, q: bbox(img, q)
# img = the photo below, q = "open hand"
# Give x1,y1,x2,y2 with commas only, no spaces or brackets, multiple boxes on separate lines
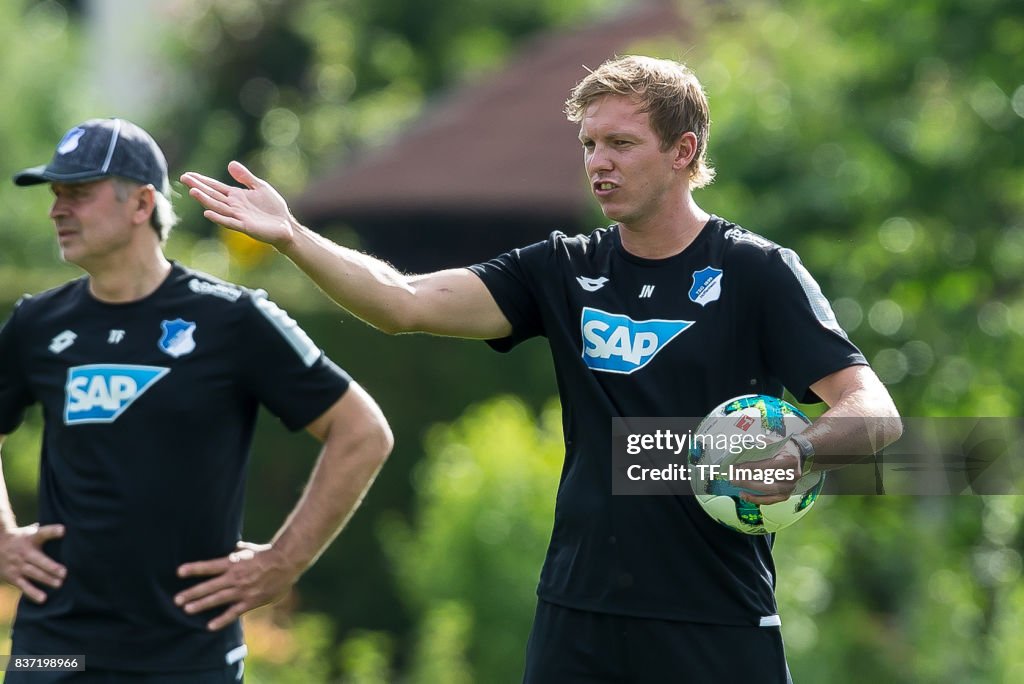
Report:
180,162,296,250
0,523,66,603
175,541,299,631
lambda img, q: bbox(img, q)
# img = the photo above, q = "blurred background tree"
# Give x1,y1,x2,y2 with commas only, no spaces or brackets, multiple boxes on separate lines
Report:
1,0,1023,681
380,397,562,681
0,0,90,285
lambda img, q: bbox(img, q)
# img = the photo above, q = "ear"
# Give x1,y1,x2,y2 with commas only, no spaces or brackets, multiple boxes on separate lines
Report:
131,184,157,226
671,131,699,172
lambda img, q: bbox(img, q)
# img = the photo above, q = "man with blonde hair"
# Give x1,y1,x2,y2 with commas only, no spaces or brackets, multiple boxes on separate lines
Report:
183,55,900,682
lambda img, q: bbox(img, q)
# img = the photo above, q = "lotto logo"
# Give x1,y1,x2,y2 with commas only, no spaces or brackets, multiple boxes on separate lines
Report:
580,307,693,374
64,365,169,425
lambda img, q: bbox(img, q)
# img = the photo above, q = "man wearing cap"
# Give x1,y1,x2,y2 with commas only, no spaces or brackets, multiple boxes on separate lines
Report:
0,118,394,681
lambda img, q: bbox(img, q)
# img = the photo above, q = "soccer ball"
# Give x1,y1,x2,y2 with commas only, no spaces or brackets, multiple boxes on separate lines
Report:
688,394,825,535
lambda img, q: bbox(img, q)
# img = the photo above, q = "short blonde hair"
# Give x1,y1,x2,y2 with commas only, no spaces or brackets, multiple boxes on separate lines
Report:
565,55,715,189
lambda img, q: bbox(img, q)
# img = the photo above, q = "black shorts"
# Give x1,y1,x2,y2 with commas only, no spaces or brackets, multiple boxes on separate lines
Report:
2,663,243,684
4,637,245,684
523,599,793,684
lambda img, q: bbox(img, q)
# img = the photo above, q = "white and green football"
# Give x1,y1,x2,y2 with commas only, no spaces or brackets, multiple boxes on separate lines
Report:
688,394,825,535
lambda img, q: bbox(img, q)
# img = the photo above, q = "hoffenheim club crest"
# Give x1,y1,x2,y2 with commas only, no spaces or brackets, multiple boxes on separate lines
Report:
688,267,723,307
158,319,197,358
57,127,86,155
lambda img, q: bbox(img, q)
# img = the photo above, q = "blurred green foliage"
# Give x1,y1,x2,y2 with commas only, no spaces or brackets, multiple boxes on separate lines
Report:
2,0,1024,681
0,0,91,273
683,0,1024,419
157,0,621,202
382,397,563,680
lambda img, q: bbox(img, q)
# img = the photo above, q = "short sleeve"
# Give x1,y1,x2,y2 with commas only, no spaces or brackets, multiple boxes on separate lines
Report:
0,298,34,434
758,248,868,403
237,291,351,431
467,238,552,352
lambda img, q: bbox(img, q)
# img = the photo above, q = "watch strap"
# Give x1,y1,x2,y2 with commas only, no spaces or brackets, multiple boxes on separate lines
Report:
789,433,815,469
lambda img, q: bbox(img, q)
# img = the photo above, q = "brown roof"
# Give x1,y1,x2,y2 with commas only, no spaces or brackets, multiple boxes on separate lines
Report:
295,1,685,225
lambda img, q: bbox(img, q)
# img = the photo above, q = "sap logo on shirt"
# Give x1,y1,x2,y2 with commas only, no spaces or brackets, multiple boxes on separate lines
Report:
580,307,693,374
64,365,170,425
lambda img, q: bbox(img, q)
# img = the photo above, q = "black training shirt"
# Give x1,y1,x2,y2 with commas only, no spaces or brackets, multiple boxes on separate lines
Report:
469,216,866,624
0,263,350,671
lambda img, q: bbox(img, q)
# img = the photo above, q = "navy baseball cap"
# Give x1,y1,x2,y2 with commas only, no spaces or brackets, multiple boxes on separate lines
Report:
13,118,170,197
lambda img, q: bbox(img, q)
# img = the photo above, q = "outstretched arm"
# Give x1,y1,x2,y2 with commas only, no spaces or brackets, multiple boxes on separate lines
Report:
174,383,393,631
181,163,511,339
0,435,66,603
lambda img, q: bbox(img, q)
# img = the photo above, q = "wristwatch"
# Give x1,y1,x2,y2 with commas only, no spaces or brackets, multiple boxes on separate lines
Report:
788,433,815,470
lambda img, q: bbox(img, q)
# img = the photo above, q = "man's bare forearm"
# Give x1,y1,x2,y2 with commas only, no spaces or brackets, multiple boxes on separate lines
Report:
269,387,393,573
181,164,511,338
281,222,421,335
801,373,903,471
281,221,510,339
0,438,18,531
